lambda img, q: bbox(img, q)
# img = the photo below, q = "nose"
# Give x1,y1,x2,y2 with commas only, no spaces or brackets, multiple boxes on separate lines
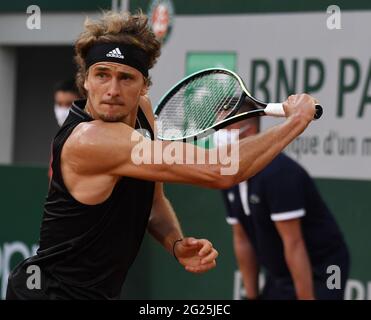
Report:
106,77,120,97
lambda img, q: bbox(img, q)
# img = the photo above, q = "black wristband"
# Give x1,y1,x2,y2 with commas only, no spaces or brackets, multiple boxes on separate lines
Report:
172,238,183,262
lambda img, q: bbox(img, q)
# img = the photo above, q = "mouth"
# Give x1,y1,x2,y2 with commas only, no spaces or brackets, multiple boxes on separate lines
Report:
102,102,124,107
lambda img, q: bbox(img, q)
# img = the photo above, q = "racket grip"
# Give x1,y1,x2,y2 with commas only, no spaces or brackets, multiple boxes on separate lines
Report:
264,103,285,117
265,103,323,120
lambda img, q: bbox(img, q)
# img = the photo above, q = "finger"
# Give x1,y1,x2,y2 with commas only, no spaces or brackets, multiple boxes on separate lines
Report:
182,237,198,247
288,94,297,103
201,249,219,264
198,240,212,256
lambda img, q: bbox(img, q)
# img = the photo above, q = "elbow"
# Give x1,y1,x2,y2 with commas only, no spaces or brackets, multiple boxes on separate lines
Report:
193,165,231,189
202,150,239,188
211,171,236,189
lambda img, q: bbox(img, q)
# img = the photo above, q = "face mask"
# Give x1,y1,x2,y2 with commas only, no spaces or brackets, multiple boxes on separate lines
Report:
213,129,240,146
54,105,70,127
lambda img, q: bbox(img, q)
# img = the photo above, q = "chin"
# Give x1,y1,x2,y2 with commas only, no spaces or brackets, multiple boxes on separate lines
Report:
99,113,126,122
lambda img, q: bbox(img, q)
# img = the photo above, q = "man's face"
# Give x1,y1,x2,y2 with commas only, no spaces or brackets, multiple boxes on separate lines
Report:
54,91,79,108
54,90,79,127
84,62,147,123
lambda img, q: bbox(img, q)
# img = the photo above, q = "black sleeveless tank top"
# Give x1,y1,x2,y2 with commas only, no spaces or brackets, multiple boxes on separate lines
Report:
18,100,155,299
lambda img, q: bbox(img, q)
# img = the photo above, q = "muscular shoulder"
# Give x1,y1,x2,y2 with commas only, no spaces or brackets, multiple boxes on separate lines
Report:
63,120,139,175
66,120,130,148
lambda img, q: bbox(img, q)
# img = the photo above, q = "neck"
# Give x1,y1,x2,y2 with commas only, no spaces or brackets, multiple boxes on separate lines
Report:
84,102,96,121
123,110,138,128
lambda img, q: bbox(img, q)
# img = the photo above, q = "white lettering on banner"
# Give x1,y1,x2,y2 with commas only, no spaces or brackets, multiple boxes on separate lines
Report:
0,242,38,299
285,131,371,160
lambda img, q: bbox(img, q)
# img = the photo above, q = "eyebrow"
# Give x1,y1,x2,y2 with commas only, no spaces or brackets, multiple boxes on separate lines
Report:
93,67,134,77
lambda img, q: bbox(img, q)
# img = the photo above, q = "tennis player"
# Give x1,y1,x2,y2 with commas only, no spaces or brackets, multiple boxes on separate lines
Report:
7,11,318,299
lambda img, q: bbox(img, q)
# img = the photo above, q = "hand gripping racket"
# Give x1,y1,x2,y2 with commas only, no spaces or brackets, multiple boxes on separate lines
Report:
154,68,323,141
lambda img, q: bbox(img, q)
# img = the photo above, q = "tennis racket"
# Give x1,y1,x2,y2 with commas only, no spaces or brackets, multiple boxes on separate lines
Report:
154,68,323,141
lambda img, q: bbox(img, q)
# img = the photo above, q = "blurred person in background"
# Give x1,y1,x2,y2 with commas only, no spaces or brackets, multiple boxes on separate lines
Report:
49,79,81,178
219,105,350,300
53,78,80,127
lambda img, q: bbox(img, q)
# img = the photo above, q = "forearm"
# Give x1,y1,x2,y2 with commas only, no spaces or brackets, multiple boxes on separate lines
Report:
147,195,183,253
233,114,307,184
284,241,315,299
234,240,259,299
146,115,308,189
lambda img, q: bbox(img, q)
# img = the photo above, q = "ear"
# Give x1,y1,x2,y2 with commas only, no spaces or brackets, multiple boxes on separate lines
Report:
140,84,148,97
83,78,89,92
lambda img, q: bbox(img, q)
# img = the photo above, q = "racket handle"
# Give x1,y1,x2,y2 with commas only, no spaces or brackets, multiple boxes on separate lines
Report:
264,103,285,117
265,103,323,120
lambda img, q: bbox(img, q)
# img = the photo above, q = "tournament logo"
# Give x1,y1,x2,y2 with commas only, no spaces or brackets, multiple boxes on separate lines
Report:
148,0,175,43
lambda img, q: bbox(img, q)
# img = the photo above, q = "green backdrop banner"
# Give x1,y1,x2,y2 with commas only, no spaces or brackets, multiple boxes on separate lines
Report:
1,165,370,299
0,165,47,299
186,52,236,75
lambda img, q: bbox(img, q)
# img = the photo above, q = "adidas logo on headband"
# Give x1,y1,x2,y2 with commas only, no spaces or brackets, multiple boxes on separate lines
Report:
85,43,148,77
106,48,124,59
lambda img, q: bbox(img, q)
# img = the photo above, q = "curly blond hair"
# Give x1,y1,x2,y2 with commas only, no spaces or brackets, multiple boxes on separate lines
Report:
74,11,161,97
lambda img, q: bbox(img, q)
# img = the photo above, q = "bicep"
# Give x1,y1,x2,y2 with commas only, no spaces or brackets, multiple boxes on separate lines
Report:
66,121,226,187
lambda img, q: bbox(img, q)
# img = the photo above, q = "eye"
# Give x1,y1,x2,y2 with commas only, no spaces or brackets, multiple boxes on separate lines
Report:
96,72,108,79
120,74,134,81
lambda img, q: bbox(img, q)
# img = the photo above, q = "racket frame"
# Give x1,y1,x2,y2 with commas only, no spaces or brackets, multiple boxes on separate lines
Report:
154,68,268,141
154,67,322,141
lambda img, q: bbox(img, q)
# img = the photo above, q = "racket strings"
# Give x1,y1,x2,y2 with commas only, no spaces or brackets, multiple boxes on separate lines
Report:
157,72,242,139
188,75,238,130
161,79,234,137
197,78,234,128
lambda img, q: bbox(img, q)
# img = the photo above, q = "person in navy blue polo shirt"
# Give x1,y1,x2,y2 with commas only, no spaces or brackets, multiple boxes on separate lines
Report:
218,110,350,300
